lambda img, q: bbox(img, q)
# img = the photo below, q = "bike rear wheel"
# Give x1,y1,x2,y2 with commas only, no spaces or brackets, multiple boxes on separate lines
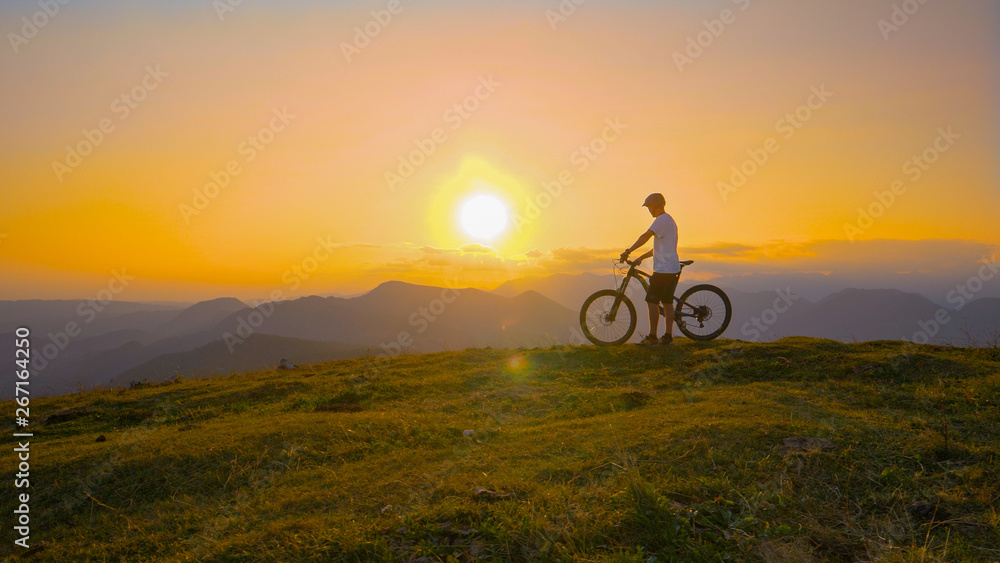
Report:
674,284,732,341
580,290,637,346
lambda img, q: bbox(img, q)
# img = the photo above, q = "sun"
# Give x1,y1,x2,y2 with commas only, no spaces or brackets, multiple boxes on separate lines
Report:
459,194,508,240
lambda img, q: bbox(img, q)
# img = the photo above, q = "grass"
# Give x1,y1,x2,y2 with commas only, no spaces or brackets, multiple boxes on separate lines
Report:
2,336,999,561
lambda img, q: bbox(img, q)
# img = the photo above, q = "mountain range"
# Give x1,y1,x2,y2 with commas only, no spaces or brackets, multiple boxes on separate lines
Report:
3,272,997,398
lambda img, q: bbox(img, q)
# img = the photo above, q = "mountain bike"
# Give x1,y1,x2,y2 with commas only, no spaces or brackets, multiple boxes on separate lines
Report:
580,258,732,345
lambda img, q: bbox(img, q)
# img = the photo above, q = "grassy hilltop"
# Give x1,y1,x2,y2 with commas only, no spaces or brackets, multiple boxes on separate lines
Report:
3,337,999,562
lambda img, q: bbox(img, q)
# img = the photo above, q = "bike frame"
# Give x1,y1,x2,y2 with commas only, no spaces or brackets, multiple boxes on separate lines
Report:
608,261,696,322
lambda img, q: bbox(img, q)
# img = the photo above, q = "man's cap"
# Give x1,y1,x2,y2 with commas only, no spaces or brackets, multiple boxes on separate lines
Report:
642,193,666,207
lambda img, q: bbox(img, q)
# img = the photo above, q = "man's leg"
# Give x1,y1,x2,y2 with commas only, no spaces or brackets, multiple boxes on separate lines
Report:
660,273,679,340
661,300,673,338
647,301,659,337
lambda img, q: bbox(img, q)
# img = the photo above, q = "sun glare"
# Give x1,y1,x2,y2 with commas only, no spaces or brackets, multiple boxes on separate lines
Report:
459,194,508,240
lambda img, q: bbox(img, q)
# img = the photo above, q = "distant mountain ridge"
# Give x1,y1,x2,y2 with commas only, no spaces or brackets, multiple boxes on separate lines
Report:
489,273,999,345
155,297,249,336
208,281,578,351
1,284,579,397
114,334,360,385
3,276,998,399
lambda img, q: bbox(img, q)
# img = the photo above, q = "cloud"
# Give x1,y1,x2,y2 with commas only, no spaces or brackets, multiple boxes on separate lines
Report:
681,243,757,258
549,247,618,265
458,244,496,254
281,238,1000,302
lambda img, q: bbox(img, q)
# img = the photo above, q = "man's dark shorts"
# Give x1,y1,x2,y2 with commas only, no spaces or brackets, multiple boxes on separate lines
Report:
646,272,680,305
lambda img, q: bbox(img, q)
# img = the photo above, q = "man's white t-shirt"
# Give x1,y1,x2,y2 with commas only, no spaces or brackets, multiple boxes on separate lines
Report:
649,213,680,274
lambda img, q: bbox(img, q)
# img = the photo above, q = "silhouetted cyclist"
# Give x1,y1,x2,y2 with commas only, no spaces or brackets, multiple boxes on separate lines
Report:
620,193,680,345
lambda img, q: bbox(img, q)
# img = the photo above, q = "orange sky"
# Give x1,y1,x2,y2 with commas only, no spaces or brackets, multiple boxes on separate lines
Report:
1,0,997,300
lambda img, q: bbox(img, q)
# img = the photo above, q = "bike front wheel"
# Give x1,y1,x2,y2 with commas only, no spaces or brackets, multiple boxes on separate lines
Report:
580,290,637,346
674,284,732,341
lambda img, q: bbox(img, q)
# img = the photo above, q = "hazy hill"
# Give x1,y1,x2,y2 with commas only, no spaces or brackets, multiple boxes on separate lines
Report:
945,297,1000,345
0,299,186,337
779,288,964,343
211,281,579,350
6,280,999,399
492,272,610,310
494,272,1000,346
4,286,580,397
3,338,997,560
2,298,260,397
716,287,818,341
114,333,360,385
153,297,249,336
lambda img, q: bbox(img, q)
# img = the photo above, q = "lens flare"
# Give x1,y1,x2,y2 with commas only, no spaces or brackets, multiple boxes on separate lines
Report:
507,355,528,370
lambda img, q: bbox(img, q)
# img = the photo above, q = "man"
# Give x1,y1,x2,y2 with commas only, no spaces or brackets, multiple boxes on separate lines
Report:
620,193,680,345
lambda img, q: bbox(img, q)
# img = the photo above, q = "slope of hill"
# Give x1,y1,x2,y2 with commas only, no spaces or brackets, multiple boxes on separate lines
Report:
210,281,580,350
0,299,186,336
153,297,250,336
780,288,947,343
947,297,1000,345
4,338,997,561
492,272,610,310
7,286,580,397
488,272,1000,345
113,333,360,385
715,287,818,342
8,286,998,399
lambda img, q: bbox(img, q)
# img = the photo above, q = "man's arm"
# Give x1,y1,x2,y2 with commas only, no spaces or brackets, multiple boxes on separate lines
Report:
620,230,655,262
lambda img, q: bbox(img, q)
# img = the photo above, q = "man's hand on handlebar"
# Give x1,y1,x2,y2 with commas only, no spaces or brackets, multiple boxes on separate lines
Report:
619,250,631,263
